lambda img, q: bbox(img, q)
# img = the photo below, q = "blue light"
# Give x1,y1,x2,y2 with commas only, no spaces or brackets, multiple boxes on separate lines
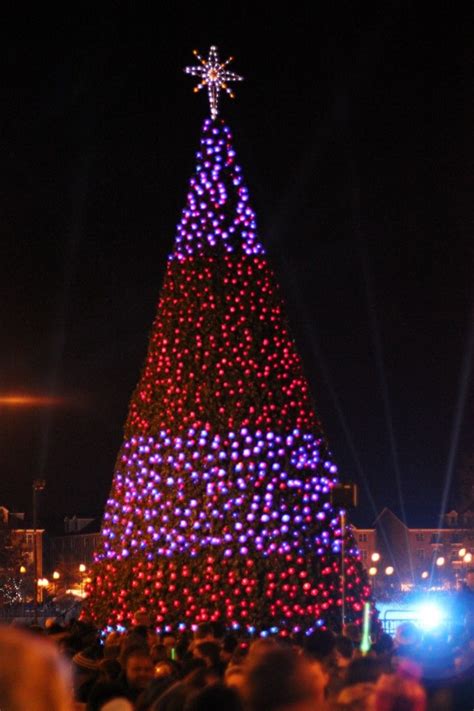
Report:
417,602,446,631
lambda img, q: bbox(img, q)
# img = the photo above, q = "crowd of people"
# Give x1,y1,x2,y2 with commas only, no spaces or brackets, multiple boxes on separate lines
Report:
0,611,472,710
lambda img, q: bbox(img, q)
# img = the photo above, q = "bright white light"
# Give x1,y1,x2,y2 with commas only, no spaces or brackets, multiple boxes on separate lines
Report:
458,548,467,558
371,552,380,562
65,588,87,599
464,552,472,563
421,571,429,579
436,556,445,567
417,602,444,631
184,46,244,119
385,566,394,576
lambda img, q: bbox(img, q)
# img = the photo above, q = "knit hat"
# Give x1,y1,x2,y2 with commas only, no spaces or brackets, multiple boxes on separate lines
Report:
72,645,102,671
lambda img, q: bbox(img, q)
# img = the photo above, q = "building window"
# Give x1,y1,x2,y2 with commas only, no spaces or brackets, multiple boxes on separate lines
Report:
360,549,368,561
359,534,367,543
415,533,424,542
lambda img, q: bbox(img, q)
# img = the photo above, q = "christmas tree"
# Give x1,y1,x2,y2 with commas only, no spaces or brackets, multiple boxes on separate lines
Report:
84,48,371,635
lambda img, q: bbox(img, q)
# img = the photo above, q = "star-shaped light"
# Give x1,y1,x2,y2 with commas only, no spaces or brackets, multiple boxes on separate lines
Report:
185,46,243,119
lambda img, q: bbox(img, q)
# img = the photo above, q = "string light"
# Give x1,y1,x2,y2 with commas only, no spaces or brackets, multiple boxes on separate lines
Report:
185,46,243,120
84,116,371,634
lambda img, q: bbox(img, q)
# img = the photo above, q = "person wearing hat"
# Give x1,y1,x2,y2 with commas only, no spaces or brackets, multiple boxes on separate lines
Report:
72,644,103,703
391,622,422,673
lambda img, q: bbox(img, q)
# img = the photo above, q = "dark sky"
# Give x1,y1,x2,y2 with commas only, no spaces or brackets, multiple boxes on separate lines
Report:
1,5,472,527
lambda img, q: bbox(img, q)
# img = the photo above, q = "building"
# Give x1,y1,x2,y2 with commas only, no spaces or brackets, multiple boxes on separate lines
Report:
45,516,101,591
353,506,474,591
0,506,45,602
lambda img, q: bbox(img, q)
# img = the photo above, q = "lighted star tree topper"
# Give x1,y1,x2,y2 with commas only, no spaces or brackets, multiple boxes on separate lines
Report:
185,45,243,119
83,51,372,636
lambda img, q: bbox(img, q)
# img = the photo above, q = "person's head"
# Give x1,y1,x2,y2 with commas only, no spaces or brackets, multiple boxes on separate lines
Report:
101,698,134,711
184,683,243,711
221,634,239,663
154,660,177,680
304,628,336,663
373,633,394,657
394,623,421,651
225,664,245,694
466,569,474,591
151,642,168,664
344,623,362,645
86,681,130,711
133,611,152,628
193,641,221,668
134,676,176,711
195,623,213,641
242,644,326,711
123,648,154,691
344,656,383,687
247,637,278,663
71,643,102,699
372,673,426,711
0,626,72,711
210,621,226,641
334,635,354,668
185,666,220,691
105,631,123,647
98,658,122,683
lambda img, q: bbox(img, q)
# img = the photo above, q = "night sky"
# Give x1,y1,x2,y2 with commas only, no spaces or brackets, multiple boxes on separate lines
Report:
1,6,472,527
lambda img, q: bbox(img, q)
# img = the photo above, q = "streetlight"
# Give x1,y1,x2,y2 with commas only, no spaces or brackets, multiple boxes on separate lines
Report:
458,548,467,559
464,553,472,564
369,566,378,577
78,564,87,596
421,571,429,579
371,552,380,563
52,570,60,596
385,566,394,576
37,577,49,603
32,479,46,624
436,556,445,567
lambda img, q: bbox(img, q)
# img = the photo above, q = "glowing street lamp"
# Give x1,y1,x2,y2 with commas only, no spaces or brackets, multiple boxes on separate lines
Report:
458,548,467,558
369,566,378,577
371,552,380,563
51,570,61,595
436,556,445,567
385,566,394,576
19,565,27,574
78,564,87,596
37,577,49,602
421,571,429,579
464,552,472,564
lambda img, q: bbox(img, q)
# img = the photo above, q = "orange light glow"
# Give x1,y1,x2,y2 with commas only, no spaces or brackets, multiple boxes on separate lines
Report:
0,394,62,407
